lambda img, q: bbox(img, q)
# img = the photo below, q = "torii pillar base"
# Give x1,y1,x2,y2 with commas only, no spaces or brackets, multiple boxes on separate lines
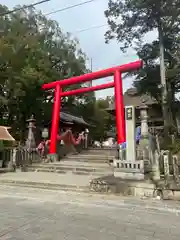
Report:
46,153,58,163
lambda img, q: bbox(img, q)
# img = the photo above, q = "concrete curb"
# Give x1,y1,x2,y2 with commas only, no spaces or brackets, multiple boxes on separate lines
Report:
1,179,180,201
0,179,89,192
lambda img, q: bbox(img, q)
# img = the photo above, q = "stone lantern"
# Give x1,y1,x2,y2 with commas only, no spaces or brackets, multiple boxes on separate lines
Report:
137,103,150,171
139,104,149,139
26,115,36,152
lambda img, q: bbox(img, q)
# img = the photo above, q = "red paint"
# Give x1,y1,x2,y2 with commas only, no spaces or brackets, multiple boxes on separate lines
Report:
49,84,61,154
61,82,114,97
42,60,142,90
42,60,143,154
114,71,125,144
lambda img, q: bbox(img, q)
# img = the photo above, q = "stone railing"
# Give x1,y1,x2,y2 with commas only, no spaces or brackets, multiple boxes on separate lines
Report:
0,147,41,172
115,159,144,172
158,151,180,185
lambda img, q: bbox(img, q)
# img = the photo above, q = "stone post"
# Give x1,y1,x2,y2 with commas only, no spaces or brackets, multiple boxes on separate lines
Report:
25,115,36,165
8,147,17,172
162,150,170,185
84,128,89,149
152,150,160,181
172,154,180,185
138,104,150,172
125,106,136,162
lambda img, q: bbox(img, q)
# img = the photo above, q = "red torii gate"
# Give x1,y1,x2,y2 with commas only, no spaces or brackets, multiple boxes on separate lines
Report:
42,60,143,154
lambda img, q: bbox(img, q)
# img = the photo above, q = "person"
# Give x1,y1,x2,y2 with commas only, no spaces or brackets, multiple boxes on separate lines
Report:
36,139,46,158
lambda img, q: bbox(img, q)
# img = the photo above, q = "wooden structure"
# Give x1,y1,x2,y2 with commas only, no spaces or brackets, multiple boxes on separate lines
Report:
0,126,15,141
0,126,15,168
106,88,163,128
41,111,90,142
59,111,90,132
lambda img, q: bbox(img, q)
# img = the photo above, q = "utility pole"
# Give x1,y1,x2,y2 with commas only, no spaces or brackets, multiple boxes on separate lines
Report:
90,57,93,72
158,19,169,136
89,57,93,87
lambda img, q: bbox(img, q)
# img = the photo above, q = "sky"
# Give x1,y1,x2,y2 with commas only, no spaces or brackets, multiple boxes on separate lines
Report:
1,0,157,98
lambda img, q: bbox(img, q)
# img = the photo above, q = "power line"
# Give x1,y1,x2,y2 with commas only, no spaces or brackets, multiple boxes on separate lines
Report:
45,0,98,16
73,24,107,34
0,0,50,17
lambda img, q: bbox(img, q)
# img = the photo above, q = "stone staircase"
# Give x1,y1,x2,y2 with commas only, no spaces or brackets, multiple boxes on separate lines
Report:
27,148,116,177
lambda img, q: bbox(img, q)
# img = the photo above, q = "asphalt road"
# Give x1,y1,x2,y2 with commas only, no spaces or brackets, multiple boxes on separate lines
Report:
0,186,180,240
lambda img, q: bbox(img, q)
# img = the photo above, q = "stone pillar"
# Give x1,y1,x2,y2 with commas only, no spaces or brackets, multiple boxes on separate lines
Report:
125,106,136,162
84,128,89,149
162,150,170,185
152,150,160,181
172,155,180,185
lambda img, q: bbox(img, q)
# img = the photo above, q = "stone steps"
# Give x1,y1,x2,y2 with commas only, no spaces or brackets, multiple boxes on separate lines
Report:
63,154,115,164
27,149,115,178
66,154,114,159
28,161,114,177
63,158,110,163
31,160,111,168
28,164,113,172
84,149,116,155
28,168,113,177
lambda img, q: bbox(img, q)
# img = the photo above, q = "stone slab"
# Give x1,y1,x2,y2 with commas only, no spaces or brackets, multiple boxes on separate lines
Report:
90,175,154,196
114,171,144,180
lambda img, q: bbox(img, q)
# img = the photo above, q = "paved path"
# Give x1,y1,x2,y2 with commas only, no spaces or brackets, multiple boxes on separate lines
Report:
0,186,180,239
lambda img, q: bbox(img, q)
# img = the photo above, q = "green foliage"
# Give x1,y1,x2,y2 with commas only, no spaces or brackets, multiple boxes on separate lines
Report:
105,0,180,128
0,4,95,140
105,0,180,97
168,139,180,154
90,98,114,141
105,0,180,51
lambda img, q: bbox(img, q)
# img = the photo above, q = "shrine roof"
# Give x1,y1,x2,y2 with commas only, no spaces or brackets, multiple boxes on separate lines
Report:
106,87,157,111
60,112,90,126
0,126,15,141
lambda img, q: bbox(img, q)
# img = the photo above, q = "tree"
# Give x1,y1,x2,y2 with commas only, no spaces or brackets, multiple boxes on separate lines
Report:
0,4,92,140
132,40,180,125
105,0,180,49
105,0,180,131
90,98,114,141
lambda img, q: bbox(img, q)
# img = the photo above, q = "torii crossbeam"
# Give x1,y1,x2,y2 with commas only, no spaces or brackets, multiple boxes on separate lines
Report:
42,60,143,155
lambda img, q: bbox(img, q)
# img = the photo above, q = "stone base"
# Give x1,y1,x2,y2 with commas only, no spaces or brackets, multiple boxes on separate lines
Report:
8,161,16,172
46,154,58,163
89,175,180,200
89,175,155,197
114,171,144,180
